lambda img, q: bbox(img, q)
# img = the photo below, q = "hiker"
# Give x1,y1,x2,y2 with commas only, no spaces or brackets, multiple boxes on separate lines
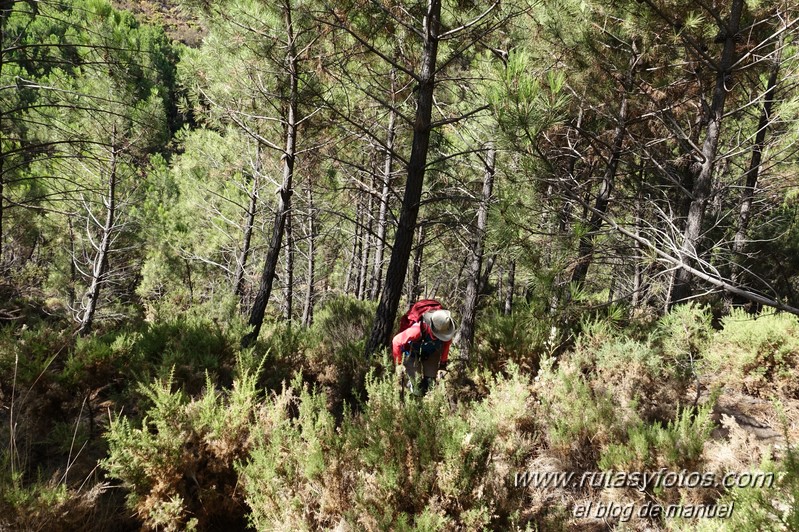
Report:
392,302,457,394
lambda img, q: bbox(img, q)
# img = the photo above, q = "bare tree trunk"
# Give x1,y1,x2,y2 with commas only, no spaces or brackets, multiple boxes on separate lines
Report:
242,3,298,347
67,218,76,309
726,43,781,309
479,253,496,295
504,259,515,315
409,224,425,301
459,145,495,360
0,145,3,269
302,184,315,326
235,161,259,299
79,144,117,336
350,194,363,297
632,171,644,308
670,0,744,306
365,0,442,355
283,206,294,321
371,98,396,300
496,265,503,308
0,12,5,269
358,174,375,300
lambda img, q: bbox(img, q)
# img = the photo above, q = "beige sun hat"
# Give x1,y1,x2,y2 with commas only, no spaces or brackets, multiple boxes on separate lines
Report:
424,309,457,342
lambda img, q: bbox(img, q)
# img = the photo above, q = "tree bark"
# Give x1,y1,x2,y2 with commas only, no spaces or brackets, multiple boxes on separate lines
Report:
302,184,315,327
478,253,496,295
370,99,396,300
283,205,294,321
68,218,76,309
79,143,117,336
459,145,495,360
632,166,644,308
408,224,425,302
344,197,359,296
358,174,375,300
234,156,259,299
670,0,744,306
504,259,515,315
496,265,503,307
365,0,442,356
0,9,5,269
242,2,298,347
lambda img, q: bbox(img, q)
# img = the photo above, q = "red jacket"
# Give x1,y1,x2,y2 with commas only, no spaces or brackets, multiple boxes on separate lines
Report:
392,322,451,365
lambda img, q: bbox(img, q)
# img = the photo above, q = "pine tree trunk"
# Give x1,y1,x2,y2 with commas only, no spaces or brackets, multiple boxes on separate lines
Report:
235,165,259,298
0,146,3,269
371,101,396,300
242,4,298,347
409,224,425,301
496,265,503,308
283,206,294,321
68,218,76,309
504,259,515,315
344,199,359,295
459,145,495,360
358,175,375,300
632,172,644,308
478,253,496,295
79,143,117,336
350,194,363,297
302,184,315,326
365,0,442,355
0,13,5,269
670,0,744,306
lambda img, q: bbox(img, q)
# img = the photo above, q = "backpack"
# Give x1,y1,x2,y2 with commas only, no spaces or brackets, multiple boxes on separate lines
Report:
399,299,443,333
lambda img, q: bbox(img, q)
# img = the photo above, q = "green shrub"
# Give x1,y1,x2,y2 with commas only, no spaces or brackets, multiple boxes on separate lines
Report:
237,365,537,530
305,296,379,411
0,472,109,531
0,323,70,394
237,375,340,530
651,303,713,382
338,366,536,529
474,305,550,373
103,367,259,530
705,309,799,398
537,308,707,472
598,402,715,473
537,355,624,468
310,295,376,353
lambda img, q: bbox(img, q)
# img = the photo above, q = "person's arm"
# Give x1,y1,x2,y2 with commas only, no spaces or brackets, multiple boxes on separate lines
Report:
439,340,451,367
391,324,422,364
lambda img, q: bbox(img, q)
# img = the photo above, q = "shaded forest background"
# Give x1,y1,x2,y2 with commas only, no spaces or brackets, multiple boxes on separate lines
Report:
1,0,799,530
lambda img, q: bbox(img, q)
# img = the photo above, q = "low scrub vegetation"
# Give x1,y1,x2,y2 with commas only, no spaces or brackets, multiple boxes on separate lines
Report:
1,299,798,530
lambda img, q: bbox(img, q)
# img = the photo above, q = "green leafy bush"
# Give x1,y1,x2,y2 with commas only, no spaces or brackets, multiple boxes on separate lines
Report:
686,420,799,532
0,473,109,531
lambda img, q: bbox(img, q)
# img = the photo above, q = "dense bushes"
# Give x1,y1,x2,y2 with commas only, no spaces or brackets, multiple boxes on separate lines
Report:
3,298,799,530
103,364,537,530
704,309,799,398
